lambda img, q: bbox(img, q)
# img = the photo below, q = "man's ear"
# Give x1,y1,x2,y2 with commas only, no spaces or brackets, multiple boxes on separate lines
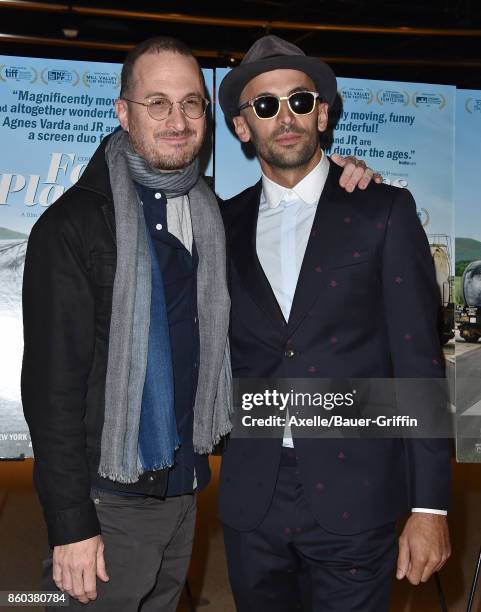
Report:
233,115,251,143
115,98,129,132
317,102,329,133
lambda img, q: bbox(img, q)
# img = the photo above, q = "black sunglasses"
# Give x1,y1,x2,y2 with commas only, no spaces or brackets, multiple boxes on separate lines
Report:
238,90,321,120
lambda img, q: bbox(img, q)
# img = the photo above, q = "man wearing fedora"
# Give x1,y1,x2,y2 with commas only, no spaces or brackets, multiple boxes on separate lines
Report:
218,35,451,610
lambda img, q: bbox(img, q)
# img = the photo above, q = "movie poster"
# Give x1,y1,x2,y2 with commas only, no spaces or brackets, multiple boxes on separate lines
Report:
0,56,213,457
454,89,481,462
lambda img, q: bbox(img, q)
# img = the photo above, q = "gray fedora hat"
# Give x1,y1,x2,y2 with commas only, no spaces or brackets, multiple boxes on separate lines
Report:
219,34,337,122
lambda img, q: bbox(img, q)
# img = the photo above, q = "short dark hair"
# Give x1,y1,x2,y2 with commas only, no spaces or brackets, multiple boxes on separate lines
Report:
120,36,199,97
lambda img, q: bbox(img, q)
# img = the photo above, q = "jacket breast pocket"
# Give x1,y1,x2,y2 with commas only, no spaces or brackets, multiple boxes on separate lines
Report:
315,248,376,307
321,248,372,272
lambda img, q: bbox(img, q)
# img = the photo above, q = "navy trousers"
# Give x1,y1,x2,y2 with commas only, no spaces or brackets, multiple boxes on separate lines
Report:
223,449,398,612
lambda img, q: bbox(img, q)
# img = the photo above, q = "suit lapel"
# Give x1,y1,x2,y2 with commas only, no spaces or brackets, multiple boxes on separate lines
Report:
228,181,287,329
287,163,341,336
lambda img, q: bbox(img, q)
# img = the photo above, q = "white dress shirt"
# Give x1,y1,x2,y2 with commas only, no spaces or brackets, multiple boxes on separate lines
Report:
255,154,446,516
257,154,329,322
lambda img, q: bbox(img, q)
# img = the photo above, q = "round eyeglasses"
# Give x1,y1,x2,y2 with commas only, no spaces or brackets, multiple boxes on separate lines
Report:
122,96,210,120
238,91,320,120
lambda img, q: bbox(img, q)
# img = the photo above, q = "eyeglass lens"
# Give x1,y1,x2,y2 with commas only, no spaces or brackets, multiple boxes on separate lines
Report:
148,97,207,120
253,92,316,119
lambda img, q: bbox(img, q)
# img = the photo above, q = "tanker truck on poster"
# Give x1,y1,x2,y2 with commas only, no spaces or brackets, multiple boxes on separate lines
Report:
458,260,481,343
429,236,455,345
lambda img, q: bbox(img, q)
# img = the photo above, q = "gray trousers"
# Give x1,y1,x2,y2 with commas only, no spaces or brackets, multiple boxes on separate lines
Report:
42,488,196,612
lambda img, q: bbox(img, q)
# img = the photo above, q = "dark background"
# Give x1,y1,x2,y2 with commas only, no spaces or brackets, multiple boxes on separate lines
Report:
0,0,480,89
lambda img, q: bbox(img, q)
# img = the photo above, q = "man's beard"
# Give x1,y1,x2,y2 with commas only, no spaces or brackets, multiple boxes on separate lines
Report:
129,125,203,171
250,125,319,170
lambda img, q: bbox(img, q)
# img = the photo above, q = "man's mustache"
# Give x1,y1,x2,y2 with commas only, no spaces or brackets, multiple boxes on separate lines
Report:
155,129,196,138
271,126,305,139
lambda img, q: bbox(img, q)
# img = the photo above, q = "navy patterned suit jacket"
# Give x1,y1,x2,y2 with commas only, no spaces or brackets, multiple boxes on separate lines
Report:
218,162,452,535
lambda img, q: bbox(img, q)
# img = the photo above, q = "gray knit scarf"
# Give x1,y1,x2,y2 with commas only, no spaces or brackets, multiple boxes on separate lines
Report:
98,129,232,483
125,145,200,198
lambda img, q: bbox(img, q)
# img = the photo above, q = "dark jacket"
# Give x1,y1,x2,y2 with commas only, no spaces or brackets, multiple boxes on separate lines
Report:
21,137,169,547
219,162,452,535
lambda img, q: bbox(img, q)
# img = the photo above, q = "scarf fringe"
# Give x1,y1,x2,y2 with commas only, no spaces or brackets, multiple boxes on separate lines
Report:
98,457,176,484
97,469,143,484
193,422,233,455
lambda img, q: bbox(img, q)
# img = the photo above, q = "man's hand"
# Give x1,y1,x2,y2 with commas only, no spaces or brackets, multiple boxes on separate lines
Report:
52,535,109,604
331,153,383,192
396,513,451,585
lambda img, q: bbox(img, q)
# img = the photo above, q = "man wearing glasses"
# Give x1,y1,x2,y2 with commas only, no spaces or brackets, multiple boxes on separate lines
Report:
22,35,230,611
21,36,374,611
218,35,451,611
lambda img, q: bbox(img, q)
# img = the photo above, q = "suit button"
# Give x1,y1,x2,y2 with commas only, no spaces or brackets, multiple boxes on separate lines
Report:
285,348,296,358
148,475,155,481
